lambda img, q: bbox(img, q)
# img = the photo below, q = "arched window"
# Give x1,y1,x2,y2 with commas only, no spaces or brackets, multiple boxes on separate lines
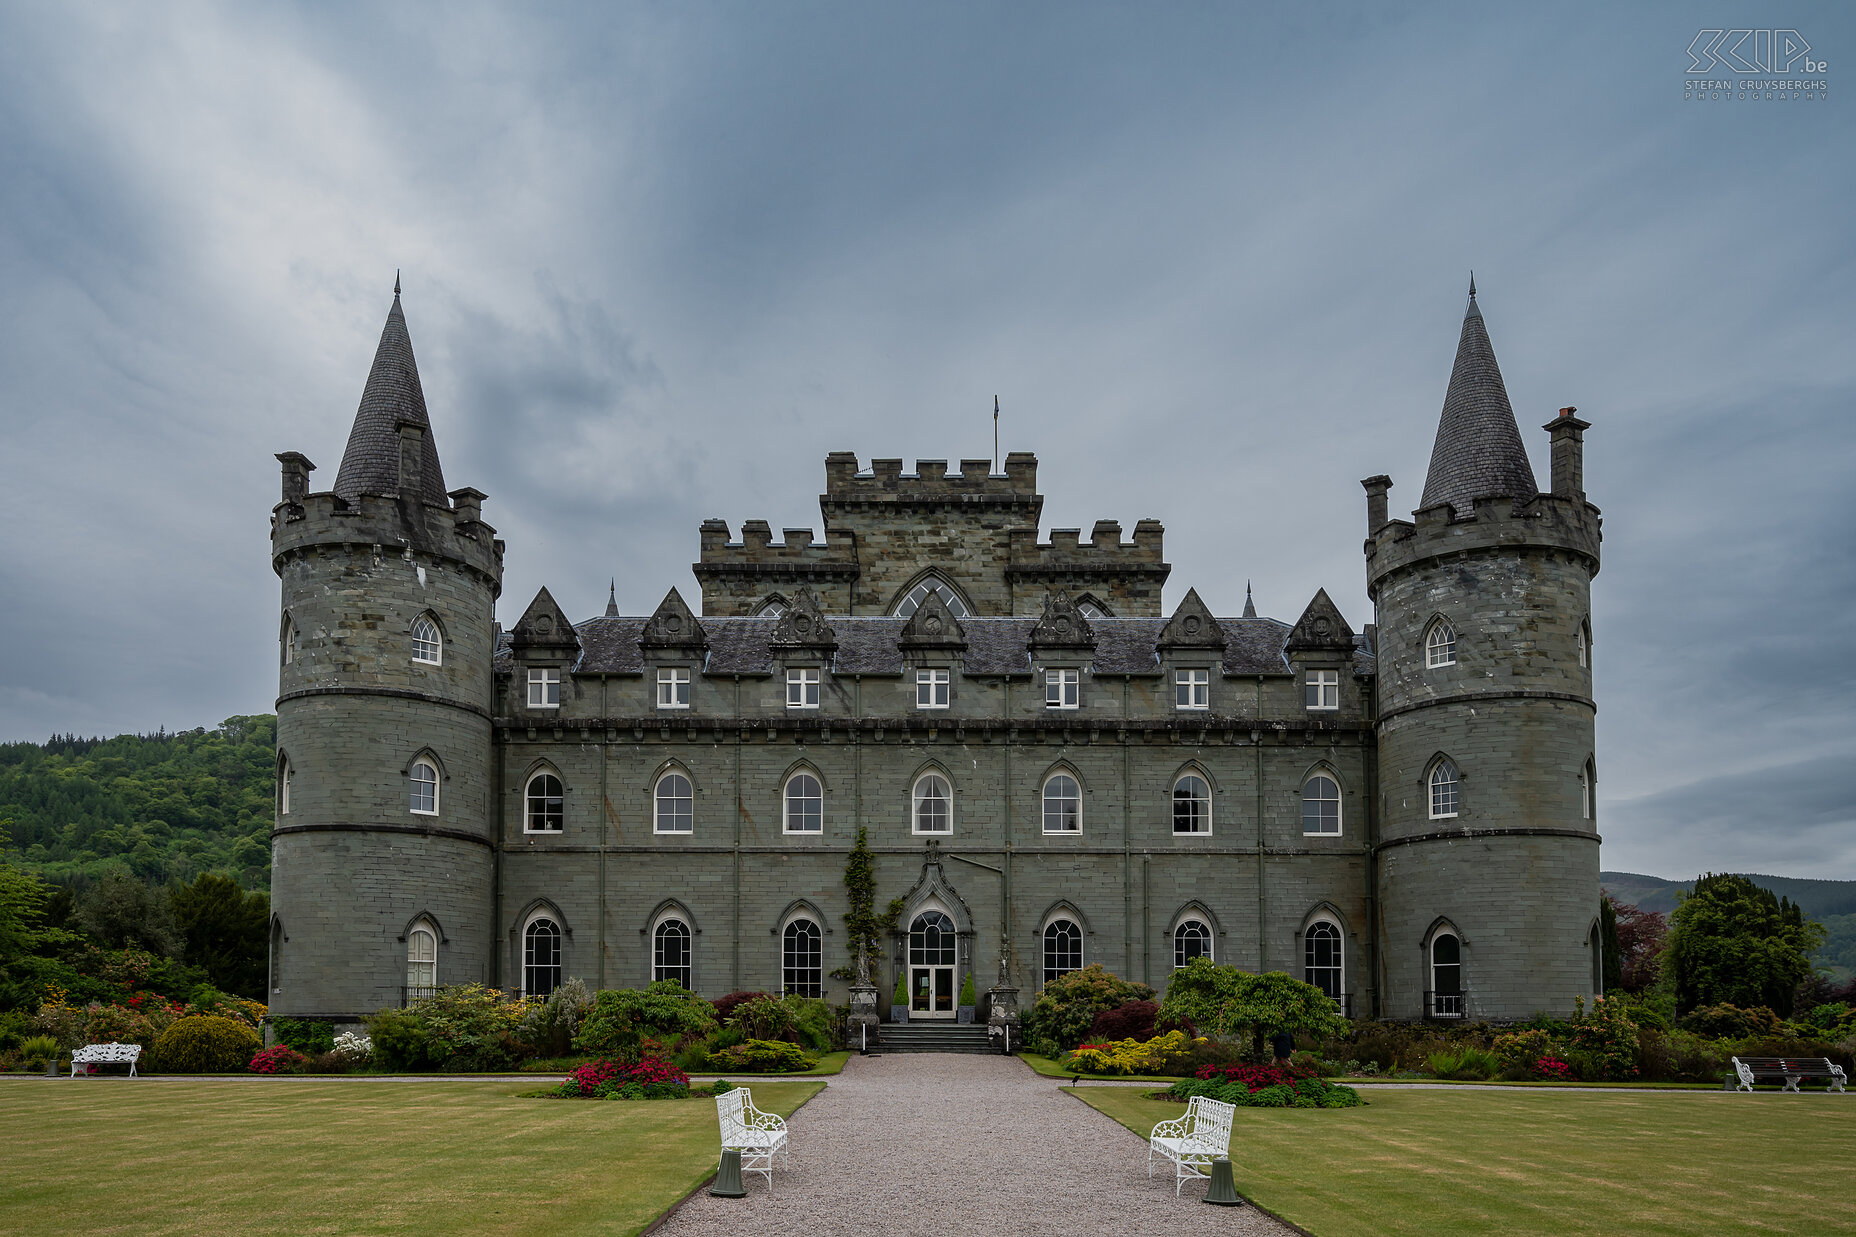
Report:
1430,931,1463,1017
1042,918,1083,985
784,772,823,833
1590,923,1603,996
411,615,442,665
1302,774,1341,835
1576,619,1590,669
277,755,292,816
655,772,694,834
1076,596,1111,620
1173,918,1211,968
1428,760,1458,820
1579,764,1592,821
912,773,951,834
1042,773,1081,834
756,595,788,618
280,616,297,666
894,576,970,619
1304,921,1342,1001
269,917,284,994
525,772,564,833
1426,620,1457,668
654,918,692,988
783,919,823,998
407,923,437,999
1173,774,1210,834
410,758,439,815
524,918,562,997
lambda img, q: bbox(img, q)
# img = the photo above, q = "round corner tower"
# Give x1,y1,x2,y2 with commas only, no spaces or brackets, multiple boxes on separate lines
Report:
268,289,504,1023
1362,285,1601,1023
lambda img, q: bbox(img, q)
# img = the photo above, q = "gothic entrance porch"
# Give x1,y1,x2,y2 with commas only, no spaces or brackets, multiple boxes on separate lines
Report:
908,911,958,1019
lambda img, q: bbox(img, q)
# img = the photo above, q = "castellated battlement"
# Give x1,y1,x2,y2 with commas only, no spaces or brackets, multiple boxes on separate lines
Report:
1364,488,1601,601
1005,519,1167,575
821,451,1040,509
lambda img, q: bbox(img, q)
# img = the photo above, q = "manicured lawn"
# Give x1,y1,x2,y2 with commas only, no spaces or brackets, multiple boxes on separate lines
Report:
0,1078,822,1236
1072,1085,1856,1237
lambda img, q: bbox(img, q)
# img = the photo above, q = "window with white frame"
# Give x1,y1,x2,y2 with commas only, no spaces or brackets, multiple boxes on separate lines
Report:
1577,619,1590,669
654,918,692,988
1580,763,1593,821
1426,621,1457,668
1174,918,1212,968
1305,669,1339,710
1430,931,1463,1016
1045,668,1079,709
1302,774,1341,835
1173,774,1211,834
281,616,297,666
894,576,969,619
783,918,822,998
916,668,950,709
1042,772,1081,833
525,771,564,833
655,771,693,834
784,772,823,833
524,917,562,997
412,615,442,665
1076,598,1109,621
1429,760,1459,819
656,667,690,709
528,667,561,708
756,596,787,618
1305,920,1342,1000
912,772,951,834
1042,918,1082,984
1175,668,1209,710
786,667,821,709
410,759,439,815
407,923,437,997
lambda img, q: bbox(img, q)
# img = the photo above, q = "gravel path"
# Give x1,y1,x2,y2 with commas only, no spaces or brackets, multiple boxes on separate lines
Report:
659,1053,1294,1236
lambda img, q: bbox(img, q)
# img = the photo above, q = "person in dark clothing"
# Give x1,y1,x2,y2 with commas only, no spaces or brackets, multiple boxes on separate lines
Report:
1270,1029,1295,1062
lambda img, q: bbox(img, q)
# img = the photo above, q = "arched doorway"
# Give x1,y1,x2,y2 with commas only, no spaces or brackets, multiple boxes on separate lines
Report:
908,910,958,1019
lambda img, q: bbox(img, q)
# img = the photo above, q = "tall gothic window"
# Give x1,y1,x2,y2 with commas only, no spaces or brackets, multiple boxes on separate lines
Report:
784,772,824,833
1173,775,1210,834
654,918,692,988
406,923,437,999
1042,919,1082,985
524,918,562,997
1429,760,1459,819
1304,921,1342,1000
1173,918,1211,968
410,759,439,815
783,919,823,998
1426,620,1457,668
411,615,442,665
1430,932,1463,1017
525,772,564,833
655,771,694,834
912,773,951,834
1302,774,1341,835
1042,773,1081,833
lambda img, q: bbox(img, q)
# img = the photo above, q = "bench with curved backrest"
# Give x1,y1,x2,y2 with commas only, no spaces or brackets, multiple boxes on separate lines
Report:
71,1043,142,1077
1148,1094,1236,1196
1731,1056,1847,1094
715,1086,790,1191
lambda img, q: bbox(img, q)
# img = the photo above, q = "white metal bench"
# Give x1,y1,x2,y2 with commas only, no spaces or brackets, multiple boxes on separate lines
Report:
1148,1094,1236,1196
71,1043,142,1077
1731,1056,1847,1093
716,1087,790,1191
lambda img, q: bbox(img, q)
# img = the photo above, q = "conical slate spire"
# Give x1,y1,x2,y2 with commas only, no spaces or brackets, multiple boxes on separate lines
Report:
1243,581,1256,619
605,580,619,617
1419,282,1537,517
332,288,449,506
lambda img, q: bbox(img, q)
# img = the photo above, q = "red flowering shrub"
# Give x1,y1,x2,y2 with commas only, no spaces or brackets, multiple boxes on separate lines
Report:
559,1057,690,1098
1533,1055,1575,1082
566,1059,625,1096
1193,1060,1317,1091
249,1045,309,1075
628,1057,690,1088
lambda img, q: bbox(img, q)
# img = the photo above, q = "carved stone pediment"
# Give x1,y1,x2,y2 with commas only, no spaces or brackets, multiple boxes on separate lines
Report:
1158,587,1225,649
1285,587,1355,652
640,586,708,649
898,590,967,650
1028,590,1095,650
510,586,580,653
771,586,837,649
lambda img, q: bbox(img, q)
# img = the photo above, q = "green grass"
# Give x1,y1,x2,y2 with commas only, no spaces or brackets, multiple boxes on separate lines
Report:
1071,1085,1856,1237
0,1078,822,1236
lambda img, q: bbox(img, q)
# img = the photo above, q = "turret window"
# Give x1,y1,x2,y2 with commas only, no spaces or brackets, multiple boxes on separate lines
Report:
1172,774,1210,834
525,772,564,833
1581,762,1594,821
528,668,561,708
787,668,821,709
1428,760,1459,820
912,773,952,834
1175,669,1209,709
655,771,694,834
1042,773,1081,834
277,756,293,816
785,772,824,833
281,616,298,666
1304,670,1339,710
412,616,442,665
410,759,439,815
407,923,437,998
1430,931,1464,1017
656,667,690,709
1577,619,1590,669
1426,621,1457,668
1302,774,1341,835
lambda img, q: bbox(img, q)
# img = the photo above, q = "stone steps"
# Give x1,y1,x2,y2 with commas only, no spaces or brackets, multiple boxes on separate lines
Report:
875,1022,995,1054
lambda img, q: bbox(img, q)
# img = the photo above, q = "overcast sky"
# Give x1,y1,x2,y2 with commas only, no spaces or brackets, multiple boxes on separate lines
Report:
1,3,1851,880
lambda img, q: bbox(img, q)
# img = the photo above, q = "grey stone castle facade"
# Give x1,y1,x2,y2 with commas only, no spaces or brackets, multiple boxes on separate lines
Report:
267,283,1602,1027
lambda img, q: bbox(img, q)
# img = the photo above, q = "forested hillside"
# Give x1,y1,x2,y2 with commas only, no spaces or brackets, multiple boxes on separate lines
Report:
1604,871,1856,981
0,716,274,891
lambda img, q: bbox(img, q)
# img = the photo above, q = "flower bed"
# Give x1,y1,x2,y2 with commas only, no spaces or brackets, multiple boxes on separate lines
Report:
1166,1060,1364,1108
553,1057,693,1100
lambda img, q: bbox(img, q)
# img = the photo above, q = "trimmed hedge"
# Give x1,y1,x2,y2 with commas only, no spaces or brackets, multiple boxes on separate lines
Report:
152,1015,262,1074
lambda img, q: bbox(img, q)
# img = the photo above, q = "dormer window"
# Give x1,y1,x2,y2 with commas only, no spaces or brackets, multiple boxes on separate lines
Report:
1426,621,1457,668
656,667,691,709
917,669,950,709
1304,670,1339,710
527,668,561,709
1045,669,1080,709
1175,669,1209,710
787,668,820,709
412,616,442,665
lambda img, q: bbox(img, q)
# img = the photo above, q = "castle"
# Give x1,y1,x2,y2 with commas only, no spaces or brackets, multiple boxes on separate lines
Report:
266,282,1602,1027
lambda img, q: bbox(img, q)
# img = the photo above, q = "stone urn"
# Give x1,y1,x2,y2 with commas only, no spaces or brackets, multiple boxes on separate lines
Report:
847,983,880,1051
986,984,1020,1053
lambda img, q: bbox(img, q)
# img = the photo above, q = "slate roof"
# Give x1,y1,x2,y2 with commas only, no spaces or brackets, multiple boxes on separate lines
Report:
1419,288,1538,517
332,293,450,506
505,614,1376,679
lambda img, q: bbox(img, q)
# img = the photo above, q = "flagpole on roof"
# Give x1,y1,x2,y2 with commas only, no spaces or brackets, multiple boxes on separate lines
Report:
993,395,1000,474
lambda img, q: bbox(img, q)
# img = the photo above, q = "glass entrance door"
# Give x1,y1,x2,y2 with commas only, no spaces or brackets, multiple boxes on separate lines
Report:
908,911,958,1019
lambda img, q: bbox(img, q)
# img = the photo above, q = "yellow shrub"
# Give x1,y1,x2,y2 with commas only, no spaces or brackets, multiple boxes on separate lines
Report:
1064,1030,1201,1075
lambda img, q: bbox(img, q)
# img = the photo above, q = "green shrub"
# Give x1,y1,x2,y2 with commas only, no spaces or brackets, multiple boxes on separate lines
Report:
959,972,976,1006
1492,1029,1554,1068
1679,1003,1786,1040
0,1010,31,1053
404,984,526,1069
20,1034,60,1068
729,995,798,1042
1022,964,1155,1052
152,1015,261,1073
1568,996,1640,1080
575,982,718,1062
706,1038,818,1072
517,978,593,1057
1424,1047,1501,1080
269,1017,336,1055
365,1009,445,1071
